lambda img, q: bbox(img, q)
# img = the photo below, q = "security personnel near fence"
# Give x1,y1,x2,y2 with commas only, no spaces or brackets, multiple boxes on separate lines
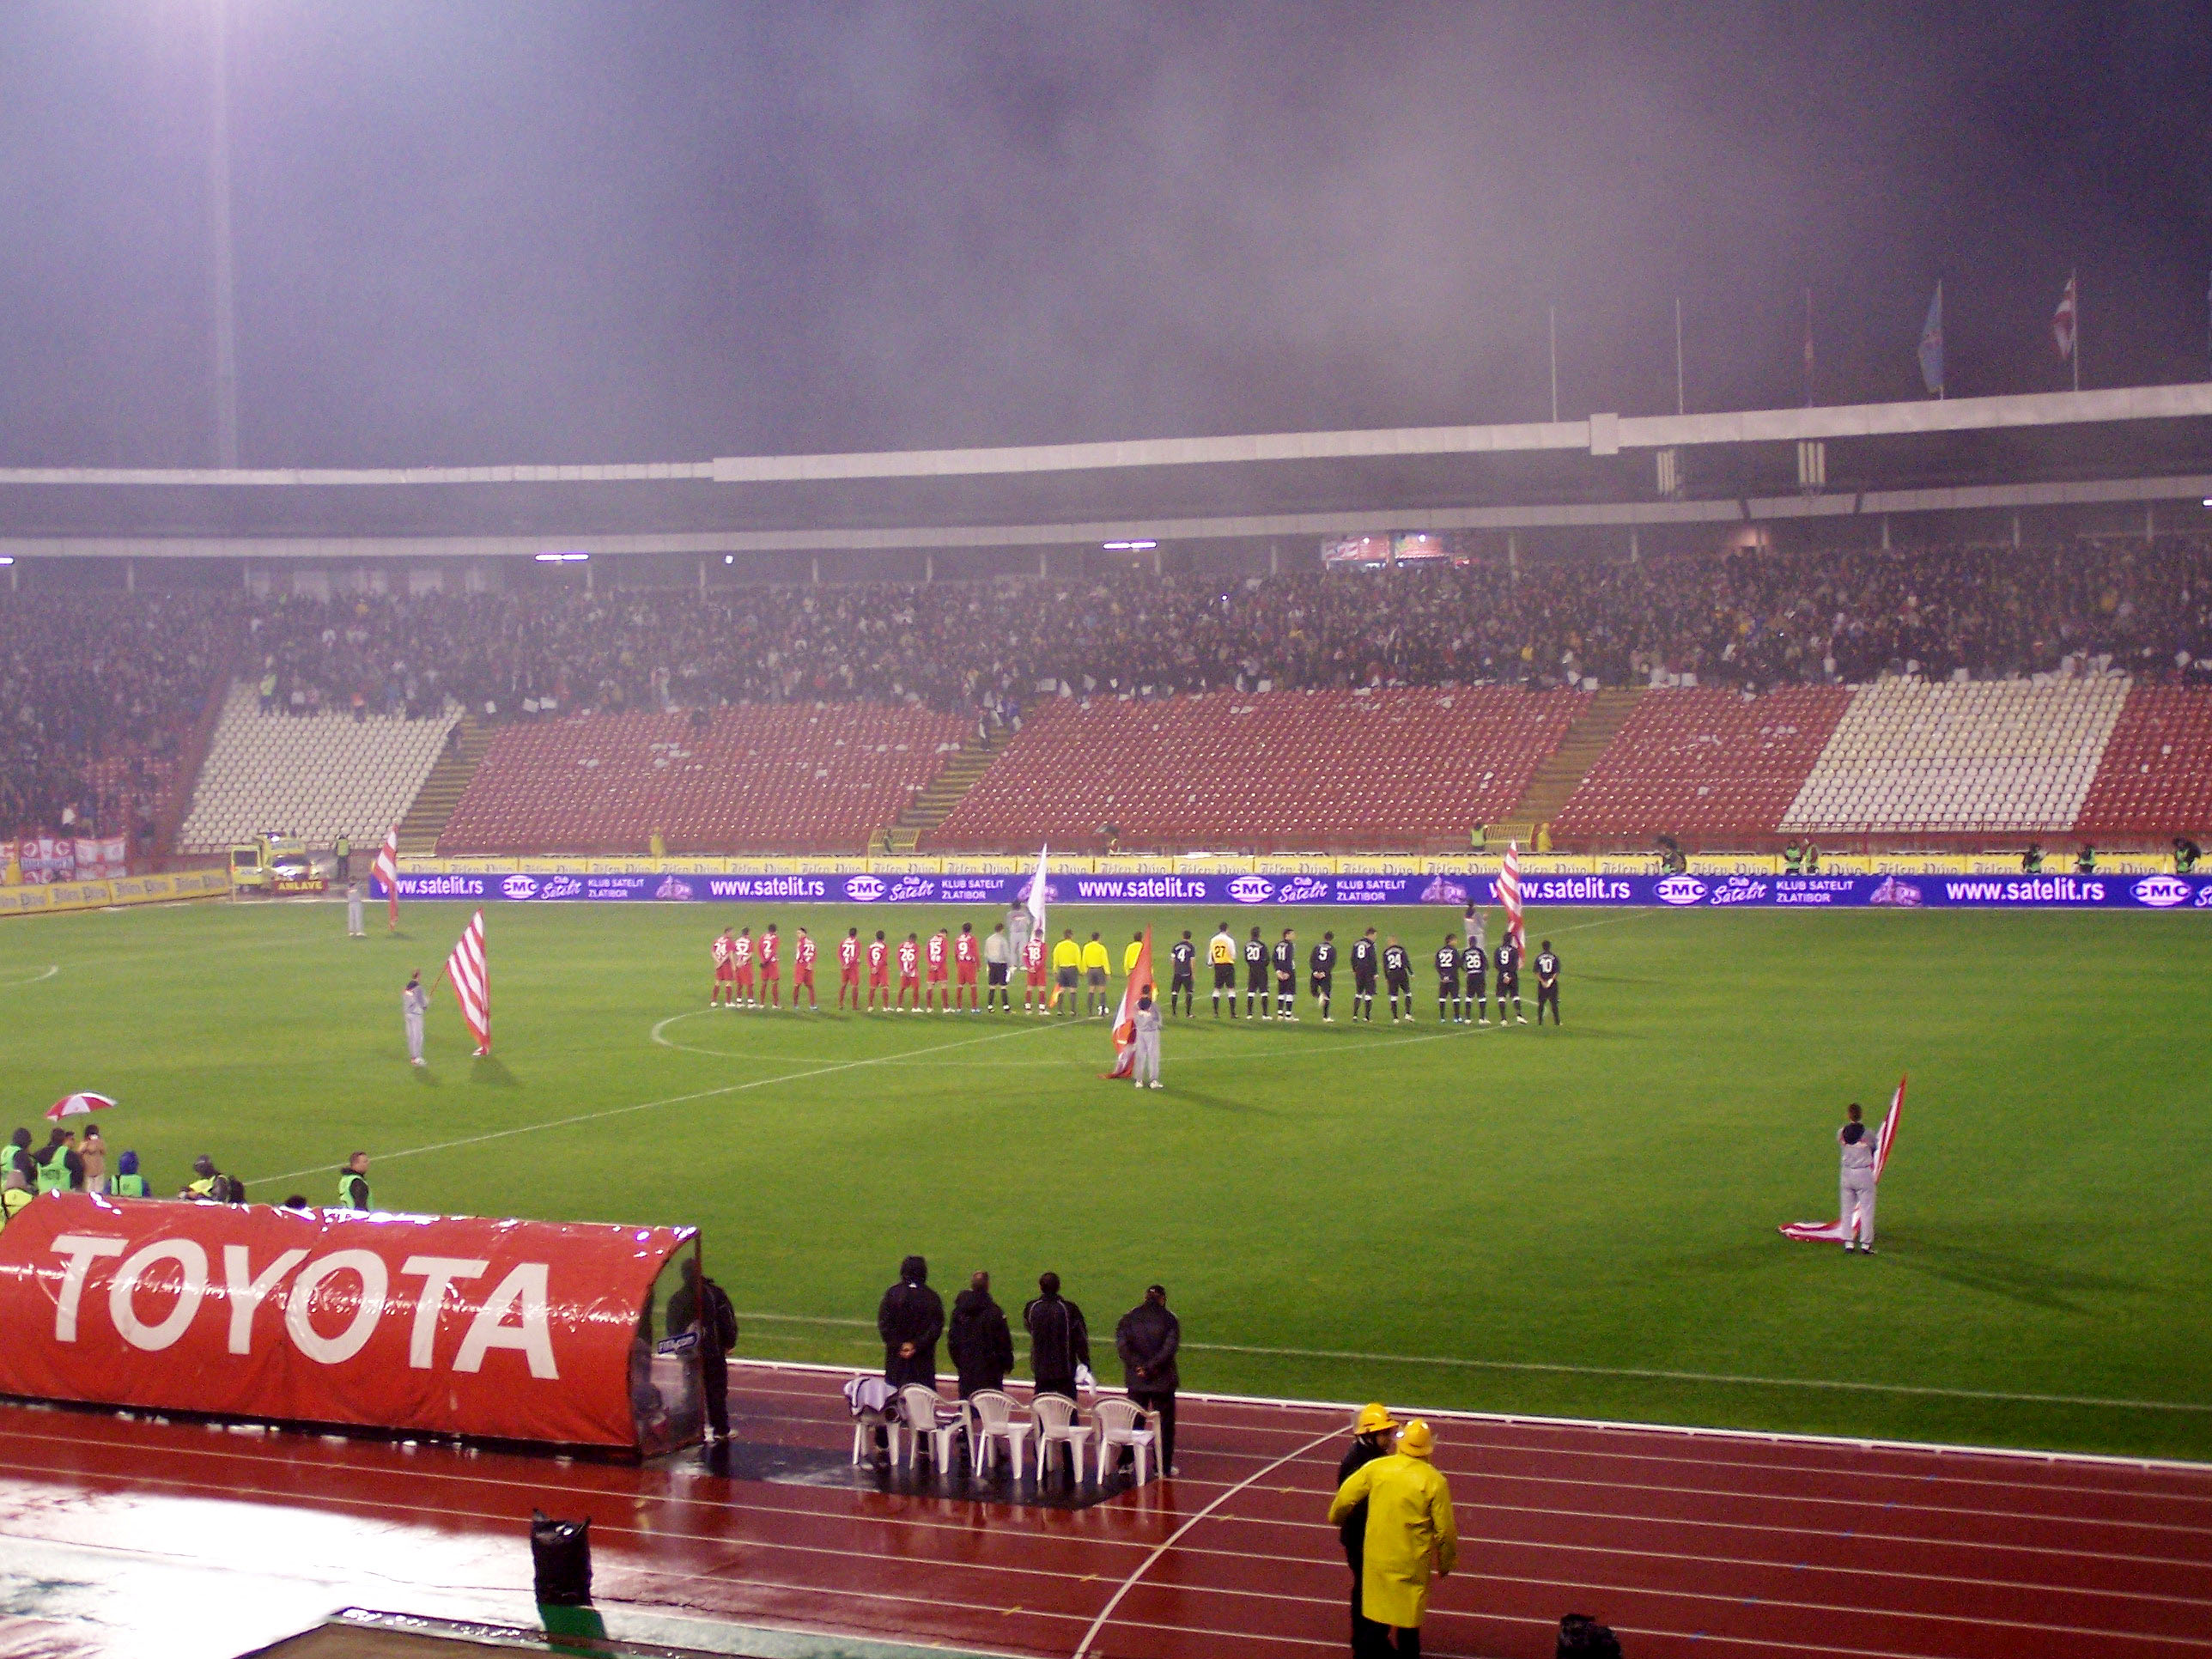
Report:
111,1150,149,1198
337,1152,373,1211
1336,1404,1401,1658
1328,1419,1458,1657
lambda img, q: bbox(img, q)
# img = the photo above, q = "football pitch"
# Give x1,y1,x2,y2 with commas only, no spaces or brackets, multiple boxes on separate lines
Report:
4,896,2209,1463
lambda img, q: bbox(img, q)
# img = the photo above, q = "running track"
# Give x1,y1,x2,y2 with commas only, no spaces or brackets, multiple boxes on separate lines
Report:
0,1361,2205,1659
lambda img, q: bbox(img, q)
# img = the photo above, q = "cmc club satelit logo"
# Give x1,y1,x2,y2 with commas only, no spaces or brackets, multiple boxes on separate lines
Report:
501,875,538,901
843,875,886,902
2130,875,2193,908
1226,875,1275,904
1653,875,1707,906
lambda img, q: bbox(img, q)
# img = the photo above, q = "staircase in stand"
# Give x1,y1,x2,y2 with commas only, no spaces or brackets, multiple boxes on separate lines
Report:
884,726,1013,854
396,714,493,854
1492,687,1644,844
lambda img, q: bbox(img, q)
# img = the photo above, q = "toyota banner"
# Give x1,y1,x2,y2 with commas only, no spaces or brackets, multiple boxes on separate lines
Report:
386,869,2212,910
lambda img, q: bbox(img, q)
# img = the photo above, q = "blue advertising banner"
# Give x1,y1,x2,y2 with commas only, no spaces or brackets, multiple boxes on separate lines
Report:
388,869,2212,912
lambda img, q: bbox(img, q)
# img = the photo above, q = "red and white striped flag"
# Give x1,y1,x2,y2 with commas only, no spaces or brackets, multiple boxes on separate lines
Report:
445,909,491,1055
1499,841,1525,953
371,824,401,929
1781,1075,1905,1242
2052,276,2078,361
1103,928,1154,1079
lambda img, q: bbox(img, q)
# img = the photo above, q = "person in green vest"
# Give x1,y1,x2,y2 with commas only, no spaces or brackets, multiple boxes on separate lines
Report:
2075,843,2097,875
1,1170,29,1228
2173,836,2200,875
183,1154,225,1201
1782,839,1806,875
111,1149,149,1198
333,834,353,883
34,1128,82,1194
338,1152,372,1212
2021,841,2044,874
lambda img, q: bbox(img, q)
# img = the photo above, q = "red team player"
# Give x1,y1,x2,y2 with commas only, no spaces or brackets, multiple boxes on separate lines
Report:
791,927,817,1008
710,927,738,1007
897,933,923,1010
1022,930,1049,1013
924,927,951,1011
730,926,756,1006
866,930,891,1011
953,921,980,1011
757,923,781,1007
838,927,864,1010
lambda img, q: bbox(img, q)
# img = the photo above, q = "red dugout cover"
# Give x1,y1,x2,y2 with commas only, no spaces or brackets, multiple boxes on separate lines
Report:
0,1194,697,1449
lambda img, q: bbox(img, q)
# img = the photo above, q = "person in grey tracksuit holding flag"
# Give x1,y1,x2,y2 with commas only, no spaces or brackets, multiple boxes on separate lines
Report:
1132,992,1163,1089
1838,1102,1877,1255
403,970,429,1067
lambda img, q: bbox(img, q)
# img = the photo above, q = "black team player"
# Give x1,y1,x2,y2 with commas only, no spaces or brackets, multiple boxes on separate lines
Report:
1434,933,1462,1024
1243,925,1269,1019
1462,934,1488,1025
1272,927,1298,1019
1381,936,1412,1022
1208,922,1237,1016
1350,927,1379,1021
1310,930,1339,1022
1168,929,1197,1017
1534,938,1561,1024
1494,934,1525,1024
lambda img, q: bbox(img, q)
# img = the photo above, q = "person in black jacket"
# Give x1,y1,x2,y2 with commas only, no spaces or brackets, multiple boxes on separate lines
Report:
1114,1284,1181,1475
878,1255,945,1389
669,1257,739,1443
947,1270,1014,1399
1338,1402,1401,1658
1024,1271,1089,1401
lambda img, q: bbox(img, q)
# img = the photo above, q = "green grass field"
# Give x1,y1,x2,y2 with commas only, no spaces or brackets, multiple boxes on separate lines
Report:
4,896,2209,1462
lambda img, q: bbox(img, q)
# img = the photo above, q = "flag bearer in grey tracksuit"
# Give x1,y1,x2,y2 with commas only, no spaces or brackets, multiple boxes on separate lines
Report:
403,971,429,1066
1839,1103,1877,1254
346,880,366,937
1132,993,1164,1089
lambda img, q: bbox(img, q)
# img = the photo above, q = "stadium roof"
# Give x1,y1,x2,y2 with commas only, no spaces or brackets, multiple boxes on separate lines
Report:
3,383,2209,557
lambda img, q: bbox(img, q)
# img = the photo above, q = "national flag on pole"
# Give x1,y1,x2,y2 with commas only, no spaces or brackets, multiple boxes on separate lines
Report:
446,909,491,1055
2051,274,2078,361
1917,282,1945,396
1103,927,1154,1079
1498,841,1525,954
1025,844,1049,939
1781,1075,1905,1242
371,824,401,928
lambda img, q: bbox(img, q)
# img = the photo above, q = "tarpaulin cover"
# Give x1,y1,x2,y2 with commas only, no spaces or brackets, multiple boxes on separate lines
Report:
0,1194,696,1449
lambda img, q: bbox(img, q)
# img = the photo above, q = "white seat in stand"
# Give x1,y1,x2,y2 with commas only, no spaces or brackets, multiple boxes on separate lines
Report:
966,1389,1031,1480
1091,1397,1158,1484
897,1384,965,1469
1031,1392,1094,1482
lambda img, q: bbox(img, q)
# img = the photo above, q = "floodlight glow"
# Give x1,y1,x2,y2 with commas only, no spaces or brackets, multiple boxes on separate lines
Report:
533,551,589,562
1102,539,1158,551
0,556,14,566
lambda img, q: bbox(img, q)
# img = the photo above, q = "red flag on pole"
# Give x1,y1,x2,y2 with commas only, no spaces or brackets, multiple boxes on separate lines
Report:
446,909,490,1055
1781,1075,1905,1241
2051,276,2078,361
1103,927,1154,1079
372,824,401,930
1499,842,1525,954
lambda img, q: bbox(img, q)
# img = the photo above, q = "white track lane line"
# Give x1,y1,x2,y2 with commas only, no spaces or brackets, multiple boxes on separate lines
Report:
249,1018,1059,1187
726,1313,2212,1416
1072,1425,1342,1659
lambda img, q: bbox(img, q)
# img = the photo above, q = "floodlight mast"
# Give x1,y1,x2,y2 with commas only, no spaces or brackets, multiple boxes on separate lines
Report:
208,0,240,469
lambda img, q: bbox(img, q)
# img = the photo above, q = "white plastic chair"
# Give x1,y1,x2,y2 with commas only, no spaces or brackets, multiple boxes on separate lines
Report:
965,1389,1031,1480
1030,1391,1093,1483
897,1383,964,1469
1092,1396,1158,1484
848,1403,894,1464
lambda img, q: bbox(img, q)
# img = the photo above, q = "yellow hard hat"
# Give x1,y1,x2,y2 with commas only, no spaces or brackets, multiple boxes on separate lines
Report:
1397,1419,1436,1459
1354,1402,1401,1436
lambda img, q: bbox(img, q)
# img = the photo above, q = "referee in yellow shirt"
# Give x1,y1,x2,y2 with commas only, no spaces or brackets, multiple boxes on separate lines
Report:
1051,929,1083,1016
1081,932,1112,1017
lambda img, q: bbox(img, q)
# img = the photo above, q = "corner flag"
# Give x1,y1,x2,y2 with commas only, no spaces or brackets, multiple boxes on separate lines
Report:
446,909,490,1056
1103,928,1154,1079
371,824,401,929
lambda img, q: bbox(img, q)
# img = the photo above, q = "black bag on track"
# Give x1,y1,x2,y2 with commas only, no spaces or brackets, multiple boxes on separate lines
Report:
1559,1613,1621,1659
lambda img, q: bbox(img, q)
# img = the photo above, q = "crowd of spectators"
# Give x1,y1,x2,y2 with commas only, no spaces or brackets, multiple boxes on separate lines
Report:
7,535,2209,840
0,593,234,848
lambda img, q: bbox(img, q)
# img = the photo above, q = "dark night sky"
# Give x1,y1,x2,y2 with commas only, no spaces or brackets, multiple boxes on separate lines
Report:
2,1,2208,470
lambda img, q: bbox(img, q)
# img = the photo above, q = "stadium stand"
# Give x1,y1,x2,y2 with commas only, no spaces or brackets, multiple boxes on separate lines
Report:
925,688,1583,854
177,685,461,854
437,704,969,855
2075,684,2212,840
1781,678,2128,836
1548,686,1853,850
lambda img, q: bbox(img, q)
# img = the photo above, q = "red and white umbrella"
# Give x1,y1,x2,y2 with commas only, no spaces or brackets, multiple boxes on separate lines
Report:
46,1092,117,1122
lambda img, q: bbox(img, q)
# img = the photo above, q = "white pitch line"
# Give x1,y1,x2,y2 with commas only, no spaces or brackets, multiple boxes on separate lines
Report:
1071,1424,1341,1659
0,965,59,988
248,1018,1060,1187
726,1312,2211,1415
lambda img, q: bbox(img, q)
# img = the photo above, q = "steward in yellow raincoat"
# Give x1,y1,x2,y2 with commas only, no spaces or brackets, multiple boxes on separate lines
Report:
1327,1419,1457,1645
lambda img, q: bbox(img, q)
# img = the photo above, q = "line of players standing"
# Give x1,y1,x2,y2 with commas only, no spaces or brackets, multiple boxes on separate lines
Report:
1163,921,1561,1026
